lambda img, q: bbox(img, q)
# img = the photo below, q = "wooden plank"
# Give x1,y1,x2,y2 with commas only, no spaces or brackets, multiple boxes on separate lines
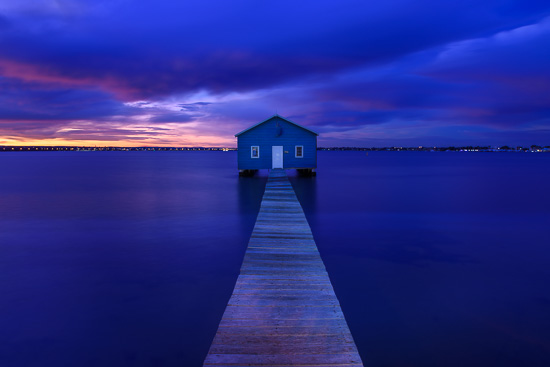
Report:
204,353,363,365
213,325,354,336
203,169,363,366
218,317,349,328
207,337,359,355
220,305,346,320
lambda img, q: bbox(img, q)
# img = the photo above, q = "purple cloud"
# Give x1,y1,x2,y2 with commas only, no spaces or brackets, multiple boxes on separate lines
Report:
0,0,549,146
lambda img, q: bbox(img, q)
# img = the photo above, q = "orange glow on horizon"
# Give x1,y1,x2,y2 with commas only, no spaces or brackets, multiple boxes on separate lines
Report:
0,136,237,148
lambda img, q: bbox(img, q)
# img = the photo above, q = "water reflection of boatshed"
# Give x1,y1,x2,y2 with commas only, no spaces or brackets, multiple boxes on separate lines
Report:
235,115,318,176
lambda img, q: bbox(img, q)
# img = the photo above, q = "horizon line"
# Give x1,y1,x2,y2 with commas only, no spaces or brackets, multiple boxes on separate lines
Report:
1,145,549,150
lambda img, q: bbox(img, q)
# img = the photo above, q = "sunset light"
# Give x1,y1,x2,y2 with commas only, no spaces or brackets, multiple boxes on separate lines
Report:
1,1,548,147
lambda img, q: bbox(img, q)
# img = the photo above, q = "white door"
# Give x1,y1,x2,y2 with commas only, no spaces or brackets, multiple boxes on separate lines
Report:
272,146,283,169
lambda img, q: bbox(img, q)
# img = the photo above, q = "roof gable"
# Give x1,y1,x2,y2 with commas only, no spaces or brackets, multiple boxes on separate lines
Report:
235,115,319,137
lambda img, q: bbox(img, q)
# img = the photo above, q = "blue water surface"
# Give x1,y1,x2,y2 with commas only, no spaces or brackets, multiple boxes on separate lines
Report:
0,152,266,367
1,151,549,367
290,151,550,367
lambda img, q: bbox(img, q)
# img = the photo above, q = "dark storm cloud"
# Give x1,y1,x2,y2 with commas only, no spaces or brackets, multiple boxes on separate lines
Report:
1,0,549,145
148,113,195,123
179,102,212,112
2,0,548,99
292,15,550,133
0,78,136,121
417,19,550,128
0,14,11,30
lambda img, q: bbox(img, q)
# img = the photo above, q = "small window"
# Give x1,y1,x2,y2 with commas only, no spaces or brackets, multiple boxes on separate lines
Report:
251,146,260,158
295,145,303,158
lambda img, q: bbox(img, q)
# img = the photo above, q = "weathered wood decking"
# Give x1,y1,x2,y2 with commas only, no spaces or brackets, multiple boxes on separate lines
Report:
203,169,363,367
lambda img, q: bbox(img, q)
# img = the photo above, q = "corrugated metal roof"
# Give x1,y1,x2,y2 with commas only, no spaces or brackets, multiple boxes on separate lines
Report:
234,114,319,137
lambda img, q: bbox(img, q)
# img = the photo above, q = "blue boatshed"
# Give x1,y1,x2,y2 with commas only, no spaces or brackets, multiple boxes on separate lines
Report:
235,115,318,176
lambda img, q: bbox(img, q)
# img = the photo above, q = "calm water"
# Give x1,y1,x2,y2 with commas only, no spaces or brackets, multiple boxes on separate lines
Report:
1,151,549,367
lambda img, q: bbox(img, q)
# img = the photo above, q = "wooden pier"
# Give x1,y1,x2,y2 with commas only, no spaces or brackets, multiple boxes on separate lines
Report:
203,169,363,366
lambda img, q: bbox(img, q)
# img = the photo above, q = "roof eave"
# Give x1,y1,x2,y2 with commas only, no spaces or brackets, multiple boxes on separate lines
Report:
235,114,319,137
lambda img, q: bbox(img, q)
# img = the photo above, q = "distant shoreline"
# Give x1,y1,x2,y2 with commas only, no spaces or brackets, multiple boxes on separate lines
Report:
1,145,549,152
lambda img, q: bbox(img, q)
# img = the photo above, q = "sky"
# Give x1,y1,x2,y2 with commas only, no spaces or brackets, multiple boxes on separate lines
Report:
0,0,549,147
